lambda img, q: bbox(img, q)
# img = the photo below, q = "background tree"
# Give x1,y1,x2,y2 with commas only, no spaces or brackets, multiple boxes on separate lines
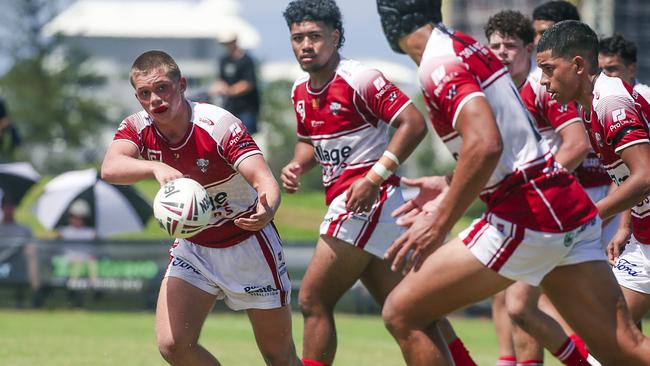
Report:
0,0,109,171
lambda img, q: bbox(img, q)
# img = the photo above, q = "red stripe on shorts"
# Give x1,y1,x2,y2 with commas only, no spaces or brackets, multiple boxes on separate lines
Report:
462,218,489,248
356,186,389,249
255,229,287,306
489,224,525,272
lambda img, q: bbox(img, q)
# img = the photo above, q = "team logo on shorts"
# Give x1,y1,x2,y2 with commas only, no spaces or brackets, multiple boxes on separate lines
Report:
196,158,210,173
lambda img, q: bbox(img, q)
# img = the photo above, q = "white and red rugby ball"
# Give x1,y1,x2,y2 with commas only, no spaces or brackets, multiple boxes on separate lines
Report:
153,178,212,238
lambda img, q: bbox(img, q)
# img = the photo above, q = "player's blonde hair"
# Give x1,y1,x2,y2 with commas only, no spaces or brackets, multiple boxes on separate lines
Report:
129,50,181,86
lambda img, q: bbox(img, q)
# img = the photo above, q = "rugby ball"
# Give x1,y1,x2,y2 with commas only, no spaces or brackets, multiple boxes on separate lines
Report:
153,178,212,238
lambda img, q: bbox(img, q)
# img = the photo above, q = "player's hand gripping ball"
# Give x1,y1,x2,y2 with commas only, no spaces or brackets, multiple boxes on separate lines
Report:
153,178,212,238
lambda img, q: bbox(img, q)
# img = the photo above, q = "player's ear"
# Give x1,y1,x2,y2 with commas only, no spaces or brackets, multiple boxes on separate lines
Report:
179,77,187,93
573,55,586,75
332,28,340,48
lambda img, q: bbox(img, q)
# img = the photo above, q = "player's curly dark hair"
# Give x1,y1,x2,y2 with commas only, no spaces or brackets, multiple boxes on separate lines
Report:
283,0,345,50
533,1,580,22
599,34,637,66
537,20,598,71
485,10,534,45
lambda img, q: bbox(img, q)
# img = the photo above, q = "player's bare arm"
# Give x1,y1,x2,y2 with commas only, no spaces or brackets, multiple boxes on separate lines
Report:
280,140,317,193
386,96,502,272
234,154,281,231
596,143,650,220
346,104,427,213
102,140,183,186
607,209,632,264
553,122,590,171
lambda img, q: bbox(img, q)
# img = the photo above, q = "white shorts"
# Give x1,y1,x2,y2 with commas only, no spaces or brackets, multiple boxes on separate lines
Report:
319,184,406,258
165,224,291,311
460,213,606,286
585,185,620,251
613,235,650,295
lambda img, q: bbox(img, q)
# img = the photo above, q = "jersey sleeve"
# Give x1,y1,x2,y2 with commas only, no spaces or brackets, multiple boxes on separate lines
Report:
541,93,581,132
596,95,650,154
353,68,412,125
420,58,484,129
113,117,142,152
214,114,262,168
291,82,310,139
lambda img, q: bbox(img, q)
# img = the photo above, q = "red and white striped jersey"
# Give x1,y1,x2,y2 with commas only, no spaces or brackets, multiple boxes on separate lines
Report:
521,66,610,188
418,24,597,233
113,101,263,248
291,58,411,204
583,73,650,244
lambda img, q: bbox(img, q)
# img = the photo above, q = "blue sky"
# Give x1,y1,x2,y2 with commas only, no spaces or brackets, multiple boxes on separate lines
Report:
238,0,412,67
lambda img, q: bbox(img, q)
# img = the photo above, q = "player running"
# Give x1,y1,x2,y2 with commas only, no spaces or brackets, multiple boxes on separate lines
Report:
537,18,650,345
485,10,591,366
101,50,301,366
375,1,650,365
280,1,476,365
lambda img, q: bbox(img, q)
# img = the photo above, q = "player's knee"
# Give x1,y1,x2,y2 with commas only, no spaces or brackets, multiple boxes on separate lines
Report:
506,298,533,326
156,335,191,362
382,300,410,337
298,291,329,317
258,343,297,366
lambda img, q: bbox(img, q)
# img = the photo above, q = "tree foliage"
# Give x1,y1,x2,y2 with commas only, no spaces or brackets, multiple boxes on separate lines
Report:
0,0,109,154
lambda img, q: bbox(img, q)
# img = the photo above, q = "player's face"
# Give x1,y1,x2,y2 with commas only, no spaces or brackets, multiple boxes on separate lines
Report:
537,50,580,105
133,67,187,123
599,53,635,85
533,20,555,46
289,21,340,73
488,33,532,79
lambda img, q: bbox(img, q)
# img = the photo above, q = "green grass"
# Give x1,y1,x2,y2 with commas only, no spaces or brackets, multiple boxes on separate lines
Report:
4,310,644,365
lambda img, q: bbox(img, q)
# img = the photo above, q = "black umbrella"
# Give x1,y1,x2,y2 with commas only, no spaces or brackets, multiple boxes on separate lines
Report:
0,162,40,204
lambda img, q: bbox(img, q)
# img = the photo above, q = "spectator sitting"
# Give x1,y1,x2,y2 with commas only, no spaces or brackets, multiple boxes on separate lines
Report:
0,192,41,307
57,199,98,307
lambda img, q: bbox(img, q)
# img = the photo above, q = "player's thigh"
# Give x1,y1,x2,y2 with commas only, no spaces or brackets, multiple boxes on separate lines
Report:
299,234,374,307
505,281,540,316
359,255,402,305
621,286,650,322
541,260,639,353
155,277,217,345
247,305,296,353
384,238,513,326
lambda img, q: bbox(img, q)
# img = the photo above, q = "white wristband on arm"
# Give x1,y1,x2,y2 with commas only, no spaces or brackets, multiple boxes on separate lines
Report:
371,161,393,181
382,151,400,165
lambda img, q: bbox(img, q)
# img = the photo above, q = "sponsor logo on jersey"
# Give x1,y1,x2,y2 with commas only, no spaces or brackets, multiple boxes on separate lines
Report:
228,123,244,146
557,104,569,113
147,149,163,161
296,100,306,123
446,85,457,100
612,108,627,123
388,91,398,102
373,76,386,91
311,120,325,127
431,65,446,85
117,121,128,131
314,146,352,166
199,117,215,126
244,284,279,297
196,158,210,173
330,102,342,115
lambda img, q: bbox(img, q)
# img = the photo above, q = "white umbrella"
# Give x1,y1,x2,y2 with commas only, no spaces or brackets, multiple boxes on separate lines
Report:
0,162,41,204
33,168,152,238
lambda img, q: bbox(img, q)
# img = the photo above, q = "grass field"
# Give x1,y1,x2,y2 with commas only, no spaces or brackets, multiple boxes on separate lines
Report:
2,310,647,365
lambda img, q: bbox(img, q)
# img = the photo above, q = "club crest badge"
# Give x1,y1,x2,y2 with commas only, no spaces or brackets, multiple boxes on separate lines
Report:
330,102,342,115
196,158,210,173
